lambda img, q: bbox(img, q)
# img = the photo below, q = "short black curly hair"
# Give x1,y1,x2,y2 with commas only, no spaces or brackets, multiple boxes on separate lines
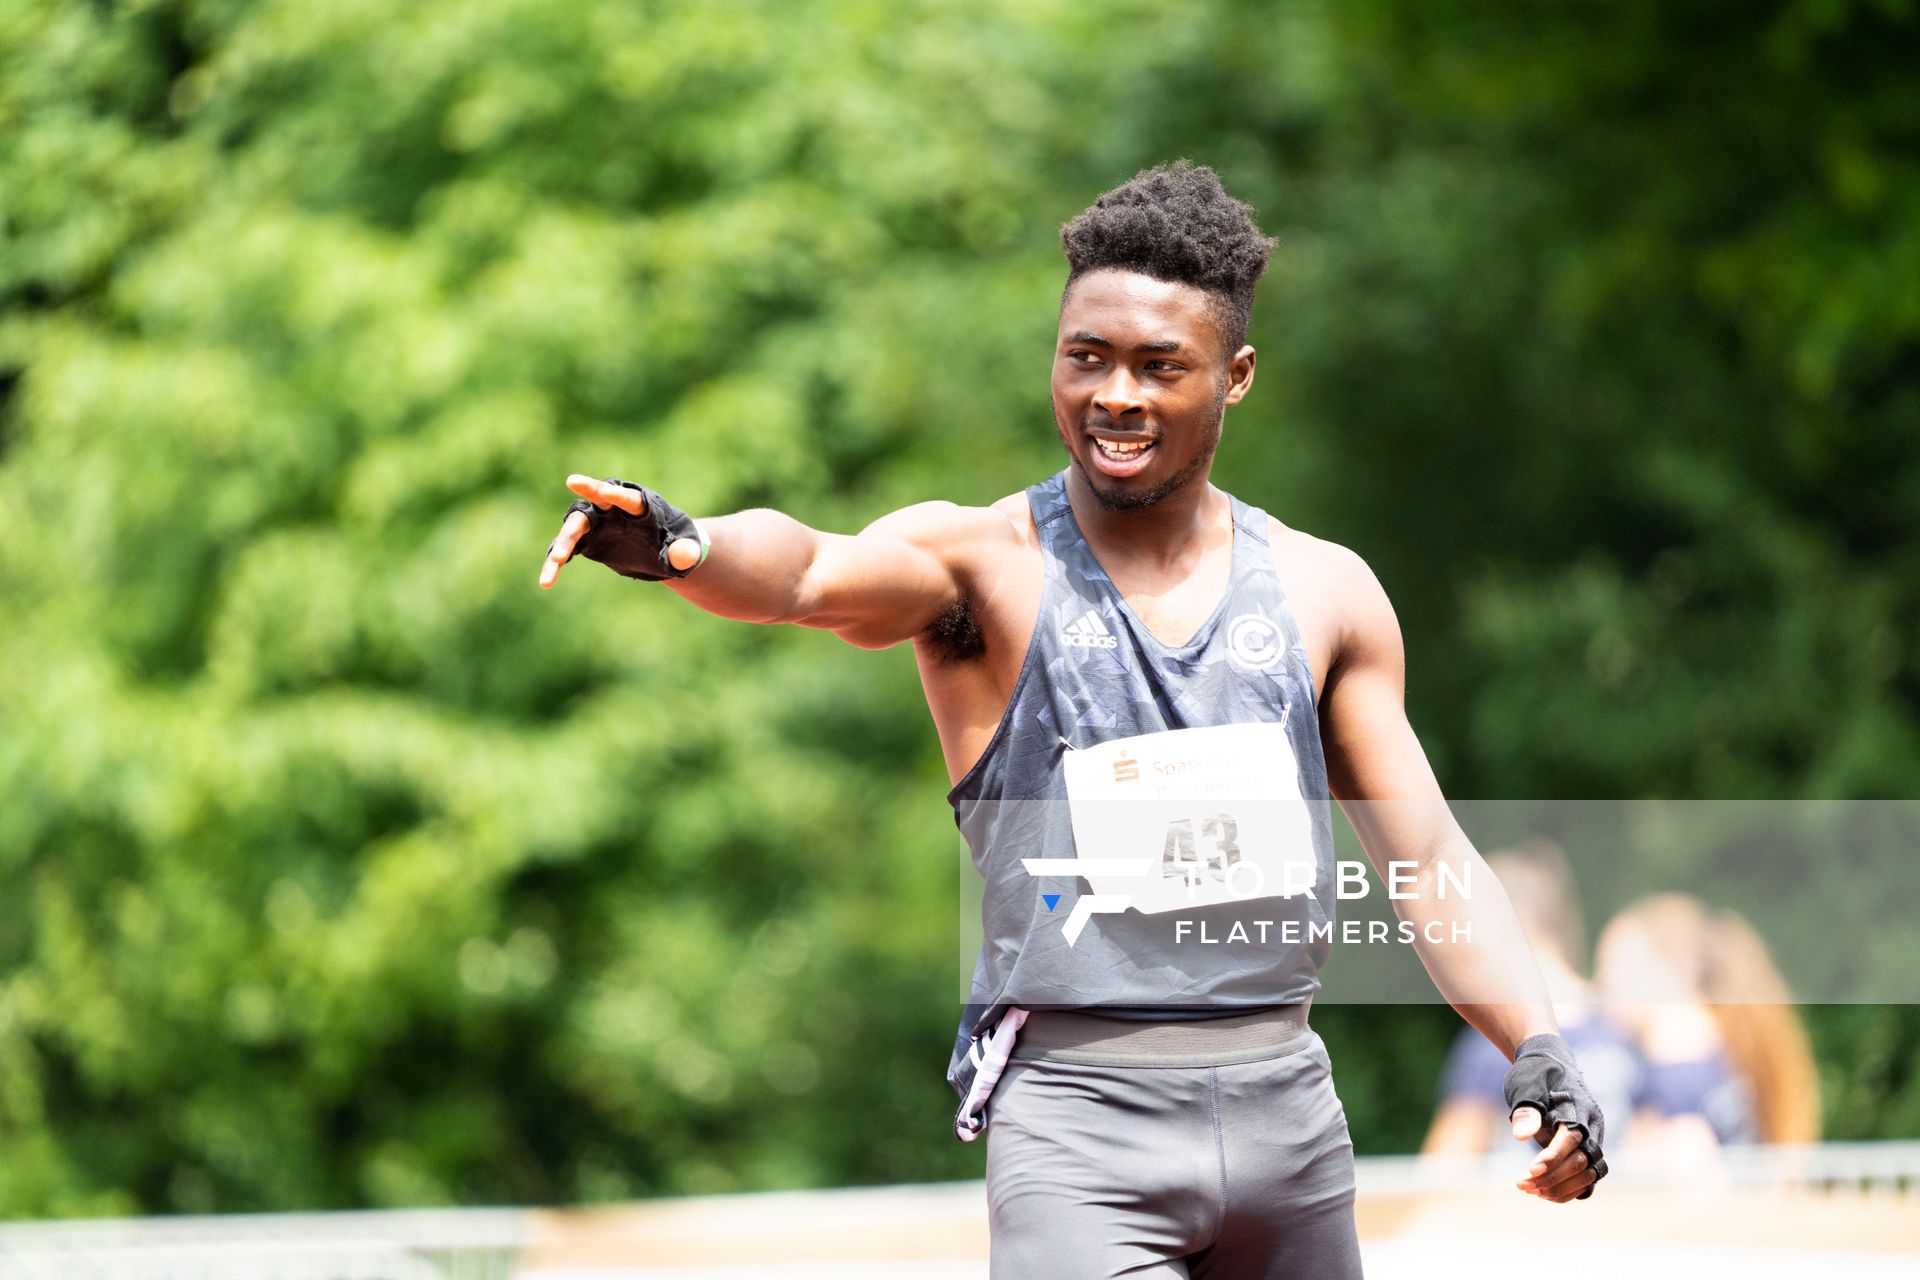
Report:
1060,159,1275,356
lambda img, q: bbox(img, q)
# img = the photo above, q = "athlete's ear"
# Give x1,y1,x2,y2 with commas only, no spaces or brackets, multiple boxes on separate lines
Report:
1223,345,1257,406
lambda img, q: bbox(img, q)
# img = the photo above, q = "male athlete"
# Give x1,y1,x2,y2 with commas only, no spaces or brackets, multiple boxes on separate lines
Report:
538,161,1606,1277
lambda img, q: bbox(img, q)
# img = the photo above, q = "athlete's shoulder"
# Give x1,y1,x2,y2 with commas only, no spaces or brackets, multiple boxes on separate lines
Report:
988,489,1039,542
859,496,1030,553
1264,516,1402,659
1264,514,1380,590
875,493,1036,665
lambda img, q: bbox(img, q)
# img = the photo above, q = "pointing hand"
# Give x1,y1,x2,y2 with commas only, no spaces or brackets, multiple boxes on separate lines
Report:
539,474,704,589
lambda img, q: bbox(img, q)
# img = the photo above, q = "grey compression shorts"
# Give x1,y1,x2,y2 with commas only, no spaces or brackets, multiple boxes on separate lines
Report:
985,1006,1363,1279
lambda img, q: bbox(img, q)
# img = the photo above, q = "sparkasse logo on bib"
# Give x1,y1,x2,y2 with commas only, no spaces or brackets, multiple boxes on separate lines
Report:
1061,609,1119,649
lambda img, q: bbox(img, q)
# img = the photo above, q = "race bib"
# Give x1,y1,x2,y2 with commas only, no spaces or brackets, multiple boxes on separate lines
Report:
1061,721,1318,915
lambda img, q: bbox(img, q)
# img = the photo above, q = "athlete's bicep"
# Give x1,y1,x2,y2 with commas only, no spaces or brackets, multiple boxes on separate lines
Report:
792,502,994,649
1319,549,1462,865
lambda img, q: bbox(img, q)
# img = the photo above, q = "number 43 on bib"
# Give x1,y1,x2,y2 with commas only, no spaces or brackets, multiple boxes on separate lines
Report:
1061,721,1321,915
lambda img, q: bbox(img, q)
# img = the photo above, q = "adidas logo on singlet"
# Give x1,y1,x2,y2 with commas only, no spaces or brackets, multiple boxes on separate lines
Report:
1061,609,1120,650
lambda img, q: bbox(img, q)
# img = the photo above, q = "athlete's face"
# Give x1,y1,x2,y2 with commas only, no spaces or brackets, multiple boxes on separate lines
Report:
1052,269,1256,511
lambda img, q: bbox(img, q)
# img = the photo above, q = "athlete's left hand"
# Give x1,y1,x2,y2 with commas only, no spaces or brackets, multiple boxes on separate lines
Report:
1504,1033,1608,1203
1511,1107,1601,1202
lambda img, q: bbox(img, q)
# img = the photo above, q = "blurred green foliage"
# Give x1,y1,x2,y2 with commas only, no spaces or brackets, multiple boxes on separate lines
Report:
1,0,1914,1216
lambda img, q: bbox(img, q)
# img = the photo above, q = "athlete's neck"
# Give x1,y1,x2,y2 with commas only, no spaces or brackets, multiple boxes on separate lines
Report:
1063,465,1230,571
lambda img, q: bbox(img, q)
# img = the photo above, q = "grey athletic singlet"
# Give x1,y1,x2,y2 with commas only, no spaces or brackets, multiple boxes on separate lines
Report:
947,469,1337,1138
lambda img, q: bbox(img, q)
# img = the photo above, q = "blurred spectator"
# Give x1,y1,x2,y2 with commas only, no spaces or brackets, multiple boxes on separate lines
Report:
1595,893,1821,1154
1420,840,1645,1157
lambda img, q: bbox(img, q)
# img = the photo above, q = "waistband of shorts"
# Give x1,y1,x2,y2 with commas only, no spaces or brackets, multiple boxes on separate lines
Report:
1008,1003,1313,1068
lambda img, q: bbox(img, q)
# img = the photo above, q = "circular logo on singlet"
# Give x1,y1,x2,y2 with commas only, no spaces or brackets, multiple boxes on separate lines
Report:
1226,612,1285,672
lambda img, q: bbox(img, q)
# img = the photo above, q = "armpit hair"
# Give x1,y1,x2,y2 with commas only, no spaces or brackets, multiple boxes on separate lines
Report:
922,597,985,663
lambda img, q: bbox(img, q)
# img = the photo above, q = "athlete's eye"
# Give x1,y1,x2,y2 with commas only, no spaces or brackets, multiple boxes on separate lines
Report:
1065,350,1101,365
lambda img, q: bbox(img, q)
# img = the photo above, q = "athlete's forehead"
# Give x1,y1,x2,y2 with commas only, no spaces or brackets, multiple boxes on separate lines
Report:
1057,269,1227,356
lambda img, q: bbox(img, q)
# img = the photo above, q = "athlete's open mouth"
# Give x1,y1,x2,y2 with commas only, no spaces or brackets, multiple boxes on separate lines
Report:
1089,435,1157,476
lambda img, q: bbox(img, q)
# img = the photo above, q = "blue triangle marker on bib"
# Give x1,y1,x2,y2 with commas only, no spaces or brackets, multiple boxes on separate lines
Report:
1042,893,1061,912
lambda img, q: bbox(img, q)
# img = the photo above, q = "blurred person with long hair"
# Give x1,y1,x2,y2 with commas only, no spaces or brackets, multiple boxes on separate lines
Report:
1595,893,1820,1157
1422,840,1645,1158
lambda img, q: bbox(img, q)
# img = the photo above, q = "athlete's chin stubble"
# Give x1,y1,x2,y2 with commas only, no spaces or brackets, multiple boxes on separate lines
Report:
1074,398,1225,513
1076,449,1209,511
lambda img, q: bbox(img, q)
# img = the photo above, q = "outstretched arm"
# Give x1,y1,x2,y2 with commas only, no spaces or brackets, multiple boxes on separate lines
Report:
539,474,1008,650
1318,544,1603,1203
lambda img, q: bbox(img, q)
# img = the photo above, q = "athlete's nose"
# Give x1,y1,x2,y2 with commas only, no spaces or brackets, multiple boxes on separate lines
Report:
1091,367,1147,420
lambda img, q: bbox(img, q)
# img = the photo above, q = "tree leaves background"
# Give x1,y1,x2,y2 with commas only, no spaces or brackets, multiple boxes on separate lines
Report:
1,0,1914,1215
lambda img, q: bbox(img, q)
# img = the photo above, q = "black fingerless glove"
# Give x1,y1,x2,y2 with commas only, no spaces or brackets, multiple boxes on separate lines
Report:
1503,1032,1609,1199
565,479,705,581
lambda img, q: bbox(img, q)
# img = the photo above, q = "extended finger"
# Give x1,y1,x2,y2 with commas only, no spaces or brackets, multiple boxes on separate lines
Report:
1509,1105,1544,1144
566,474,647,516
538,510,589,590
